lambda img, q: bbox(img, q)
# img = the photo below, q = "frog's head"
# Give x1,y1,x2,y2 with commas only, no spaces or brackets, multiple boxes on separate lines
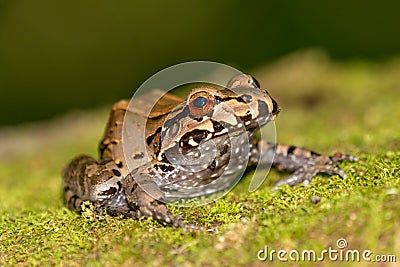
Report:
155,74,278,196
186,74,279,131
159,74,279,156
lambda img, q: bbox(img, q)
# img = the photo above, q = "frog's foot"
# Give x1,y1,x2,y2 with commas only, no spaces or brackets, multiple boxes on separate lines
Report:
273,153,358,190
132,188,203,230
64,187,137,219
123,170,203,230
97,206,139,218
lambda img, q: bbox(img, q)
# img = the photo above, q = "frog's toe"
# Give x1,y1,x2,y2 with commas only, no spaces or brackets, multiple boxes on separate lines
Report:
139,199,203,230
160,213,203,231
317,164,347,178
337,168,347,178
273,159,354,190
180,221,204,231
273,168,317,190
331,152,358,164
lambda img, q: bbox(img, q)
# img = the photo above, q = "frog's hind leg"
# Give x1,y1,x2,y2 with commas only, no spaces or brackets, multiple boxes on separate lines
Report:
62,155,135,218
63,155,94,211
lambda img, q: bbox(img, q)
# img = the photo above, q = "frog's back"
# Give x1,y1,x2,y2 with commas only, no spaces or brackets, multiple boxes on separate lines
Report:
99,90,184,176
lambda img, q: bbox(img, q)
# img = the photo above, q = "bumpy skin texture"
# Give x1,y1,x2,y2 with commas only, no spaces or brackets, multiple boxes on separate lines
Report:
62,74,357,229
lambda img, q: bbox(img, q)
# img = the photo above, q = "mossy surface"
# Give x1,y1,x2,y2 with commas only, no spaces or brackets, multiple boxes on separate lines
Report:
1,51,399,266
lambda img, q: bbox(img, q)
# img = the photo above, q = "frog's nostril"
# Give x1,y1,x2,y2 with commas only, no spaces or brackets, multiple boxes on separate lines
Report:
241,94,253,103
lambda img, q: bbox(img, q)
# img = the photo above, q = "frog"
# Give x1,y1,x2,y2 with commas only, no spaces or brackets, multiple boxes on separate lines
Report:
62,74,357,229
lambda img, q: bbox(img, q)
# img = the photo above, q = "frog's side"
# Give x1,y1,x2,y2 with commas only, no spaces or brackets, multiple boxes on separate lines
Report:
63,74,357,229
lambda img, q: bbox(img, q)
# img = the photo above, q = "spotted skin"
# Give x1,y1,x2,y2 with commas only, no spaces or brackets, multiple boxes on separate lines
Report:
62,74,357,229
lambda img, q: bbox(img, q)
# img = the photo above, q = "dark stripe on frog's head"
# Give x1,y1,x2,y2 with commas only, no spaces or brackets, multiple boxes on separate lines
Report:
159,105,190,143
146,126,162,146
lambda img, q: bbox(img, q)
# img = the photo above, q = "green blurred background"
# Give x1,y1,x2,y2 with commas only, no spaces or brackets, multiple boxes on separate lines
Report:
1,0,399,126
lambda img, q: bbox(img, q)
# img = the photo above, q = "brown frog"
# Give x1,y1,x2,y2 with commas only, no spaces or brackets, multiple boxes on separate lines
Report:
62,74,357,229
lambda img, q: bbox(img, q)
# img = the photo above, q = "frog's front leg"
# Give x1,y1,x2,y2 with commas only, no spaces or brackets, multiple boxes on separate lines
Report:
251,141,358,189
124,165,202,230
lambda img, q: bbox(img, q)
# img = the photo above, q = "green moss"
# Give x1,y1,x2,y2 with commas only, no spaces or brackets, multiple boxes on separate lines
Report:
1,50,399,266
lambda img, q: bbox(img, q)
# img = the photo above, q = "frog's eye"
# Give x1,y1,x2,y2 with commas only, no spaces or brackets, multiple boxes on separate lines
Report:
188,91,215,118
193,96,207,108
